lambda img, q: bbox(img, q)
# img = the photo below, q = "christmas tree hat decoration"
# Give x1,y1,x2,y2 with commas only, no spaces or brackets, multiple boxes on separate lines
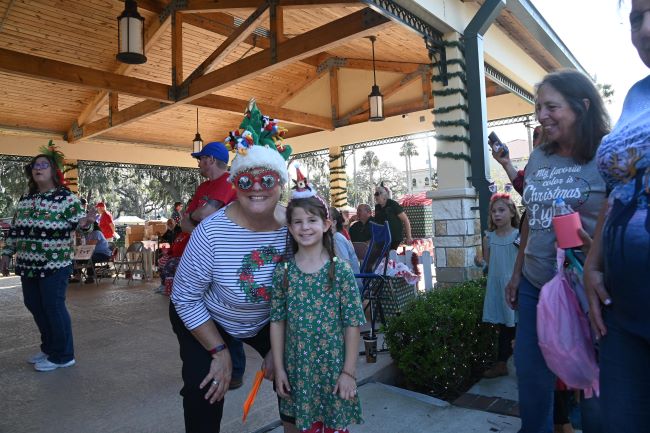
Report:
227,99,292,185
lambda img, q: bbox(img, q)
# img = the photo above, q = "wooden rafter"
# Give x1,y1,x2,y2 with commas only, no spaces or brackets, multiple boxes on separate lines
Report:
178,0,360,13
329,67,339,120
193,94,333,130
74,9,172,127
67,7,389,142
172,12,184,87
0,48,171,102
183,13,271,50
188,8,390,99
347,99,431,125
182,3,269,87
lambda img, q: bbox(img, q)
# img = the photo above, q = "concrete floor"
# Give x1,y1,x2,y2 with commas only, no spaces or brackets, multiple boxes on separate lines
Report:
0,276,394,433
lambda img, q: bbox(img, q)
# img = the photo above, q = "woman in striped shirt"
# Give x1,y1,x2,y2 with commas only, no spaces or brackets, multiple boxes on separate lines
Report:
170,132,290,433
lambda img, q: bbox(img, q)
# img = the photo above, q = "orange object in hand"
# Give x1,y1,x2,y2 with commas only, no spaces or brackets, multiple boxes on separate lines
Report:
242,370,265,422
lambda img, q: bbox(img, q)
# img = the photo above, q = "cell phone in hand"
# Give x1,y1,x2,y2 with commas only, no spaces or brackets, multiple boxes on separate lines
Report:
488,131,508,155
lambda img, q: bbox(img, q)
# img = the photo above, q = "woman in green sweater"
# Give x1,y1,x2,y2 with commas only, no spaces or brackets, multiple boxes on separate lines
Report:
1,146,95,372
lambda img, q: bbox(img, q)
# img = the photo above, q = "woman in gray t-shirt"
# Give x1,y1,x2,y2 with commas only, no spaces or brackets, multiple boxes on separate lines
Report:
506,69,610,433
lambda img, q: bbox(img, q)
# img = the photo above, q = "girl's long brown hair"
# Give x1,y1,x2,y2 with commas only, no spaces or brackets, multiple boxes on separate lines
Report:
284,196,336,290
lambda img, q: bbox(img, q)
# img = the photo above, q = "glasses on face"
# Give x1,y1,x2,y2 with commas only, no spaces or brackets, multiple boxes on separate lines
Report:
374,191,381,196
234,170,280,191
32,162,50,170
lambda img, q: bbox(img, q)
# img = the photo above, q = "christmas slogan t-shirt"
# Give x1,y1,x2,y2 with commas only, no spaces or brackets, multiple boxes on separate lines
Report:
522,147,606,289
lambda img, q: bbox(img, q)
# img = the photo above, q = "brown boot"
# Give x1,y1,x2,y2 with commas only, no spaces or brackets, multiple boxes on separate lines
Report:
483,361,508,378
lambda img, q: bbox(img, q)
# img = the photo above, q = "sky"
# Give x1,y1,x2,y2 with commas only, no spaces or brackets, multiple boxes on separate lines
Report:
395,0,649,172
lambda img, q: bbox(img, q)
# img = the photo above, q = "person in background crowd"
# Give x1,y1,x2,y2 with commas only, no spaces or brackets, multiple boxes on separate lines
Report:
161,218,181,245
180,141,236,234
349,203,374,243
1,145,95,372
176,141,245,390
479,194,520,378
71,222,112,284
96,202,116,241
585,1,650,431
330,207,361,277
170,102,288,433
505,69,609,433
171,201,183,225
373,184,413,250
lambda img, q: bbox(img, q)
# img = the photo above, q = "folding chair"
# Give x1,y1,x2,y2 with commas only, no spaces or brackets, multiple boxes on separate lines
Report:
354,221,392,339
93,242,118,284
113,241,145,284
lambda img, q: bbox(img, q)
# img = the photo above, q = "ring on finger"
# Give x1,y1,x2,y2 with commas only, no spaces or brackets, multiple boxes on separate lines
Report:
212,379,219,386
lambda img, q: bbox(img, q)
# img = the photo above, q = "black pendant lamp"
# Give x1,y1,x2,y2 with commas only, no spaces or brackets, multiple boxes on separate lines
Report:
193,108,203,153
116,0,147,64
368,36,384,122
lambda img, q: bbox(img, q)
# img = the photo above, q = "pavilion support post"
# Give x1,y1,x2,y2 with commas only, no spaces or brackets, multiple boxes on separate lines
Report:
64,159,79,194
329,146,347,208
427,33,482,288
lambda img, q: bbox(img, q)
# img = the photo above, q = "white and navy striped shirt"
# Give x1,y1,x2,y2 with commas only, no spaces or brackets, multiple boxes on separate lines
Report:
172,205,287,338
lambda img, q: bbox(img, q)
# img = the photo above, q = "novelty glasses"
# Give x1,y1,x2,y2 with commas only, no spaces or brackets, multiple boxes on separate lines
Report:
234,170,280,191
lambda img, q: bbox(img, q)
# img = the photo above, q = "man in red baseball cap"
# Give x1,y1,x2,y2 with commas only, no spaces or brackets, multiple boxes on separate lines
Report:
95,202,116,241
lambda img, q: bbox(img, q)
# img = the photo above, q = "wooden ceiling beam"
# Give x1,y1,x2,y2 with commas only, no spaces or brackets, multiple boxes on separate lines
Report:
183,13,271,50
340,58,424,74
346,98,431,125
172,12,184,87
70,8,387,141
178,0,360,13
192,94,333,130
182,3,269,87
118,0,167,14
76,100,171,141
187,8,391,99
74,9,172,127
0,48,171,102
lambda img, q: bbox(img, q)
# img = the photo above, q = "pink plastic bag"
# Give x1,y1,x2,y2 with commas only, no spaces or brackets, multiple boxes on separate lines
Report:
537,248,599,397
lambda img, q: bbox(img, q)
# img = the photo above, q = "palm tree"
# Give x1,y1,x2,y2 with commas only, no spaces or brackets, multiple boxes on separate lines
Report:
399,141,419,192
360,150,380,185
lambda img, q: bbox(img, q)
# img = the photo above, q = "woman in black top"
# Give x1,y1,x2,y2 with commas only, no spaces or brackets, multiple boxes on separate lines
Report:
373,184,412,250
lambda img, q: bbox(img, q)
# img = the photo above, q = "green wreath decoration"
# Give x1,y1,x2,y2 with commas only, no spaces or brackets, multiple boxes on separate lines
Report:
238,245,282,302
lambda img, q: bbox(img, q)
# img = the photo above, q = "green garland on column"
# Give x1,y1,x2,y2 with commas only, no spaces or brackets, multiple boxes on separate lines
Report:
434,151,471,163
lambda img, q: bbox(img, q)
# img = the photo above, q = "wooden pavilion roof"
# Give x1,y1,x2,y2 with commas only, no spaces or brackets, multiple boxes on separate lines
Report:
0,0,558,153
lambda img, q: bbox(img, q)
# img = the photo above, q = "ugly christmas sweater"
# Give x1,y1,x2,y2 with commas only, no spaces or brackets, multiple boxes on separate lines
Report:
2,187,83,278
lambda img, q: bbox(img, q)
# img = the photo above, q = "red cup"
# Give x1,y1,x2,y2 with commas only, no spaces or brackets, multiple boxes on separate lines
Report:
552,213,583,249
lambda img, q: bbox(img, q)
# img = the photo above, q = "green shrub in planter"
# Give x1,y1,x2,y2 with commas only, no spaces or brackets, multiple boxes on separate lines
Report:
383,278,497,400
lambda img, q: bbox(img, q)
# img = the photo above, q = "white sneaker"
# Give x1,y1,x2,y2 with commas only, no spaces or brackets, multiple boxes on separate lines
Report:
34,358,76,372
27,351,48,364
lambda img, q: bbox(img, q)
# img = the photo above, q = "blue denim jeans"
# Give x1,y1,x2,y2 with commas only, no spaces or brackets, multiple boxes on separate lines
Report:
515,276,602,433
21,265,75,364
515,276,555,433
599,311,650,433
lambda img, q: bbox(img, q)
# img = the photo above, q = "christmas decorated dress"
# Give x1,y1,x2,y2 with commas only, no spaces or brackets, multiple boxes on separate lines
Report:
271,259,366,431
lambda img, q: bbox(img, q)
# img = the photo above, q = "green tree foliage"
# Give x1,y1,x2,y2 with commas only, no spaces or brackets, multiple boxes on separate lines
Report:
0,159,30,219
399,141,419,192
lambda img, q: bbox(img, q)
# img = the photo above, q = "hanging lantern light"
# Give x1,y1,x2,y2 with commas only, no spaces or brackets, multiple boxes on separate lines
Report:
116,0,147,64
367,36,384,122
193,108,203,153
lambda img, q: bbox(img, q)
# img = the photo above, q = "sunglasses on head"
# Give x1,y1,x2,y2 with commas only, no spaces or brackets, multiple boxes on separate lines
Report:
32,162,51,170
234,170,280,191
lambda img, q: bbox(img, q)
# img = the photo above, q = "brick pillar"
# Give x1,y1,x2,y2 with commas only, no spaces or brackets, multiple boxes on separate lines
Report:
427,33,482,287
329,145,347,207
64,159,79,194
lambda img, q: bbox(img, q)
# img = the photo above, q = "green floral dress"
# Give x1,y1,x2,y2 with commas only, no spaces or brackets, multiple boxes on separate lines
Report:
271,259,366,431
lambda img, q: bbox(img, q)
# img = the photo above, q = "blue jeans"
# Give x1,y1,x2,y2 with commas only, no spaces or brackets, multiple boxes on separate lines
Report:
515,276,555,433
515,276,602,433
599,312,650,433
21,265,74,364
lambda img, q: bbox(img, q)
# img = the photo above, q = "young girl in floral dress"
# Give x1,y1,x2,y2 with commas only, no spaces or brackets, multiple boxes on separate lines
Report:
270,177,365,433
